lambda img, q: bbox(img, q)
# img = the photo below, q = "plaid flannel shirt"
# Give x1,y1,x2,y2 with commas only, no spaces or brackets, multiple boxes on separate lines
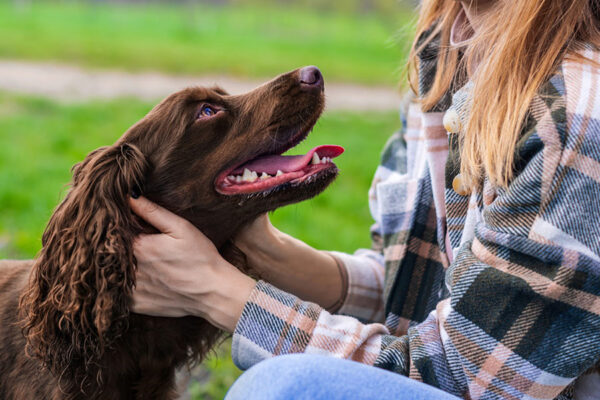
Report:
231,39,600,399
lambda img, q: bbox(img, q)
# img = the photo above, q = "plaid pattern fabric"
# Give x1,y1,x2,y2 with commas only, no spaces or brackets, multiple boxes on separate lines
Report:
231,45,600,399
332,250,386,324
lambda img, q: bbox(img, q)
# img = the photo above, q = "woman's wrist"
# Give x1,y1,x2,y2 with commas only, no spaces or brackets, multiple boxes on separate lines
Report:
324,253,349,313
234,214,346,310
199,259,256,333
235,217,289,276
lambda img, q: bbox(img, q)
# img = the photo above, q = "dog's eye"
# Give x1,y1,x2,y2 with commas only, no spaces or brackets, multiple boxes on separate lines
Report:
198,105,217,119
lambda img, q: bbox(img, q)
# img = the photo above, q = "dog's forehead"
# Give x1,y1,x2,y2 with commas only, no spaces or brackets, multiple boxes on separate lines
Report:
174,86,229,103
209,86,229,96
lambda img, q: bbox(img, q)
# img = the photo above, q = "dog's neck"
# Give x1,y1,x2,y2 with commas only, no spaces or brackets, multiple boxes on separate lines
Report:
176,207,259,250
138,192,265,251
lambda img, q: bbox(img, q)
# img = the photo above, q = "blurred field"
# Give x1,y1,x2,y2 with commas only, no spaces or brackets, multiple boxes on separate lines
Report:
0,1,414,86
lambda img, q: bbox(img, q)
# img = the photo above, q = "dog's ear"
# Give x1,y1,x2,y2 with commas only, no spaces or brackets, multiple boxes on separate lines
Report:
20,143,148,388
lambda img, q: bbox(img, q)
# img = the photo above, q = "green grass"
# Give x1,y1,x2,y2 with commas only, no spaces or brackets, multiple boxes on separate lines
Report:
0,1,414,86
0,92,398,398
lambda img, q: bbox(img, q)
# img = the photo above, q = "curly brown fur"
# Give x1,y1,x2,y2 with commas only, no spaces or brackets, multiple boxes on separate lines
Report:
1,68,333,399
20,144,149,396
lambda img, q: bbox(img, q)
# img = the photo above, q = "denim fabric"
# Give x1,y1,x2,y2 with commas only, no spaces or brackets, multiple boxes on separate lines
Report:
225,354,460,400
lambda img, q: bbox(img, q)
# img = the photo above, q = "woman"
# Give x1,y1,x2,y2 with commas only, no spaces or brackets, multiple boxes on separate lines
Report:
129,0,600,398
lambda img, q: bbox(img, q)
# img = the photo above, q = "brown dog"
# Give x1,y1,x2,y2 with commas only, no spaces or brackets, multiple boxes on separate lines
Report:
0,67,343,399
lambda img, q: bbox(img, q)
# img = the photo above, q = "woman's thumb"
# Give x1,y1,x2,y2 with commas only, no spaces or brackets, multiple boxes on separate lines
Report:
129,196,185,236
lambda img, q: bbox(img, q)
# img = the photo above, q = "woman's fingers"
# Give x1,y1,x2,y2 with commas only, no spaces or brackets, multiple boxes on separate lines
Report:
129,196,187,237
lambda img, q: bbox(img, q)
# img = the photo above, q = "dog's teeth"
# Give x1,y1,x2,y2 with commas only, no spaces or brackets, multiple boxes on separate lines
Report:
236,176,242,183
276,170,283,177
242,169,258,183
260,172,271,180
311,153,320,165
242,168,253,182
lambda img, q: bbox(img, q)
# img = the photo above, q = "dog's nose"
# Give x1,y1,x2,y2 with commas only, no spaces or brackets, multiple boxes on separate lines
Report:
299,66,323,90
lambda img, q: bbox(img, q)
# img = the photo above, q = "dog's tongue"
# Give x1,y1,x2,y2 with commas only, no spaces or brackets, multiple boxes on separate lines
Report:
232,145,344,175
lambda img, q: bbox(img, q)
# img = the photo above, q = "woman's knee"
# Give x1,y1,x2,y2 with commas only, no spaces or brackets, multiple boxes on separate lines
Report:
225,354,326,400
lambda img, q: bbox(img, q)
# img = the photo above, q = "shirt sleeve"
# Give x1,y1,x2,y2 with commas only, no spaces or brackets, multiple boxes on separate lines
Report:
231,280,389,371
330,249,385,324
230,181,388,368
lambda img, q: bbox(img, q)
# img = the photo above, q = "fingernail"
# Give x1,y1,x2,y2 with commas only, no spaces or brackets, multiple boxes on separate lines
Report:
131,188,140,199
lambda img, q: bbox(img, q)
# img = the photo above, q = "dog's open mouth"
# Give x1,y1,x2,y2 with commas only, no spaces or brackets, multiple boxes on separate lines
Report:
216,144,344,195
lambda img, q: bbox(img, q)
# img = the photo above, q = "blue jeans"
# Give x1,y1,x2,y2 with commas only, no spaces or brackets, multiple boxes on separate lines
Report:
225,354,460,400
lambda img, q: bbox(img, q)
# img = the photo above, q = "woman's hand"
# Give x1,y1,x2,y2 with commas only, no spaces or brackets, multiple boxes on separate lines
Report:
129,196,255,332
235,214,345,311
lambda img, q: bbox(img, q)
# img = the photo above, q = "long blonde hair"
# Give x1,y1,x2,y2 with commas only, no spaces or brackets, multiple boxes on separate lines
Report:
409,0,600,188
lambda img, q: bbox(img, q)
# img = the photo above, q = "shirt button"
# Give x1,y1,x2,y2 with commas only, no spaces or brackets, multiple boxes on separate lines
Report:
443,109,462,133
452,174,470,196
